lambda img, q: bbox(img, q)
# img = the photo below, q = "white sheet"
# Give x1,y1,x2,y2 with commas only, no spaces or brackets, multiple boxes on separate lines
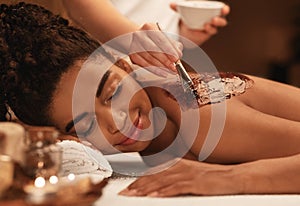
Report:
95,178,300,206
95,153,300,206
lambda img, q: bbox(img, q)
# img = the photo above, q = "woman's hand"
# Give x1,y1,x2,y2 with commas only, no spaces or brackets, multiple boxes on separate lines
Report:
119,158,242,197
128,23,183,77
170,3,230,46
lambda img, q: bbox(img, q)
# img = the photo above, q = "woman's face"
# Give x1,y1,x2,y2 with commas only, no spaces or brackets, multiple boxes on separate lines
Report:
50,60,153,154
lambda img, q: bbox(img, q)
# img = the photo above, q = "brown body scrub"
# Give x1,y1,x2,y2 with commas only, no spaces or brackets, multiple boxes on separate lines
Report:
165,72,254,109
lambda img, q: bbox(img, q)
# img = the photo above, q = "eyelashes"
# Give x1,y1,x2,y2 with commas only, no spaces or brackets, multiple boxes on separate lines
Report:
79,84,123,138
106,83,122,103
76,114,97,138
77,79,123,138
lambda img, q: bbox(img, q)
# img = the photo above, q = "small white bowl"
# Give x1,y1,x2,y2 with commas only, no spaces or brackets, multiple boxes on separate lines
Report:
176,0,225,30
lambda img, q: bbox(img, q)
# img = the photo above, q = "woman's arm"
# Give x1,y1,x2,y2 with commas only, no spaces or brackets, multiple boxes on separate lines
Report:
119,155,300,197
239,154,300,194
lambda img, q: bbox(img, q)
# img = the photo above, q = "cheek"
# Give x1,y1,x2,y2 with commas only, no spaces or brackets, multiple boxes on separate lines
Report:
84,127,115,155
129,89,151,110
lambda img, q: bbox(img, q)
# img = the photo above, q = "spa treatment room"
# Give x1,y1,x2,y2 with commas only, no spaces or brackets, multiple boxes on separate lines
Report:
1,0,300,205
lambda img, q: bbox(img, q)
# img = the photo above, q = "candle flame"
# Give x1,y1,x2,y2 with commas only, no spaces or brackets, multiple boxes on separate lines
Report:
49,175,58,184
34,177,46,188
67,173,75,181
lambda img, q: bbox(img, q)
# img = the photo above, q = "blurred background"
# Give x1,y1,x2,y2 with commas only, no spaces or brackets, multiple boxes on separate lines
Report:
2,0,300,87
202,0,300,87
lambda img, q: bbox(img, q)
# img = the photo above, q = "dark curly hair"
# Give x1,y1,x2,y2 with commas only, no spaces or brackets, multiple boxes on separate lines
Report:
0,2,104,125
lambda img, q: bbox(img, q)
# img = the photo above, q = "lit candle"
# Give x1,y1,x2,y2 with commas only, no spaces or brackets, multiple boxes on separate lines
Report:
49,175,59,185
67,173,76,181
24,176,58,204
35,176,46,188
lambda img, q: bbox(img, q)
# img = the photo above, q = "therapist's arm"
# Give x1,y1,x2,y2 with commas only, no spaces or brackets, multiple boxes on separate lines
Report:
62,0,181,73
62,0,138,44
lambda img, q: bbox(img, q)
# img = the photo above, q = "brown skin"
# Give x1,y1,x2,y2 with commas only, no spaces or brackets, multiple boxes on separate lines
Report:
121,154,300,197
50,61,154,154
50,60,300,196
4,2,299,197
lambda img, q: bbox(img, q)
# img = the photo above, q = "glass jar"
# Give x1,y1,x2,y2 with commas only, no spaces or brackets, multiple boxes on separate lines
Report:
23,127,62,179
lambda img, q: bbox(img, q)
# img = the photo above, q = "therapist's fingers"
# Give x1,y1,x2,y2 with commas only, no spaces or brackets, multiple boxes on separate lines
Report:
130,32,178,71
211,16,228,27
169,2,177,11
129,52,175,77
139,23,182,59
202,23,218,35
130,49,168,69
129,50,177,73
129,23,182,74
221,4,230,17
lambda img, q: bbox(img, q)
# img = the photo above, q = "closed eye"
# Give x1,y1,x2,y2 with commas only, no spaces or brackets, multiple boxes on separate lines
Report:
107,83,122,102
76,115,97,138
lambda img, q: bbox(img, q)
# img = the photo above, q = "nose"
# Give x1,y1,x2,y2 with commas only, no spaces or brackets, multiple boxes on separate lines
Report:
108,110,127,134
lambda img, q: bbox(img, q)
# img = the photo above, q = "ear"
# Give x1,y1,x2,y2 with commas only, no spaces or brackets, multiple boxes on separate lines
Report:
115,58,134,74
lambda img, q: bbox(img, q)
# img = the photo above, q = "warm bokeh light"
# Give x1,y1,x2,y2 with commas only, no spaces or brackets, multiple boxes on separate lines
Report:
67,173,75,181
34,177,46,188
49,175,58,184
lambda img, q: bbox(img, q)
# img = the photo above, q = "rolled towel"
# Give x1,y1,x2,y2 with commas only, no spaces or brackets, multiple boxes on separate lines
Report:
57,140,112,178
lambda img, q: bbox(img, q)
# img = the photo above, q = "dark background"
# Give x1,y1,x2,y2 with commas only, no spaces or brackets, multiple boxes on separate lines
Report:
201,0,300,87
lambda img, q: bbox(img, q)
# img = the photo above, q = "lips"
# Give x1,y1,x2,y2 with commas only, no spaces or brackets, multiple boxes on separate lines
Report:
116,114,142,146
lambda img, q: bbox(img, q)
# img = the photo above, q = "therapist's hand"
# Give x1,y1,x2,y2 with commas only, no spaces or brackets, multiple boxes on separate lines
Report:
129,23,183,77
170,3,230,46
119,158,241,197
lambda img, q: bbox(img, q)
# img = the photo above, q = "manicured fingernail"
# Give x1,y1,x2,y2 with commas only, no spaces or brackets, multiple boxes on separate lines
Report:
147,191,159,197
169,63,177,72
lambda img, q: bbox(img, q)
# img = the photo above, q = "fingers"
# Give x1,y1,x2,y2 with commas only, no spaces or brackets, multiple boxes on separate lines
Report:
202,23,218,36
211,15,228,27
129,23,183,75
129,53,175,77
140,23,183,58
177,3,229,46
119,172,193,197
199,10,229,37
169,2,177,11
119,159,194,197
221,4,230,17
140,23,182,59
148,181,194,197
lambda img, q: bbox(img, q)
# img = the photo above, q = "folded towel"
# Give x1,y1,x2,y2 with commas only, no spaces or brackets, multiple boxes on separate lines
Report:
57,140,112,178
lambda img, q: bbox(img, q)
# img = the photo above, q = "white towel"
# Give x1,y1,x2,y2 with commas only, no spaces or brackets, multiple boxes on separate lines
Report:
57,140,112,178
